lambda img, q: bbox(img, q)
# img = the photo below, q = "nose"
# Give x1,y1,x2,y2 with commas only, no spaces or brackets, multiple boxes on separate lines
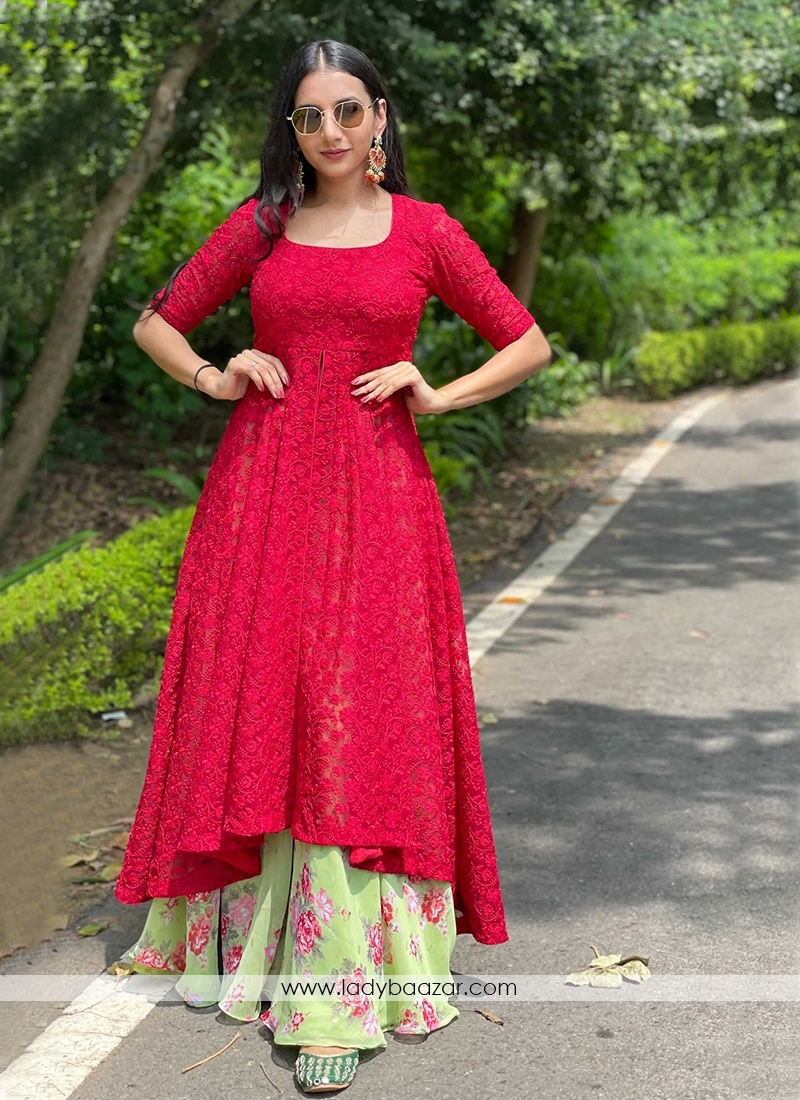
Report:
320,109,347,141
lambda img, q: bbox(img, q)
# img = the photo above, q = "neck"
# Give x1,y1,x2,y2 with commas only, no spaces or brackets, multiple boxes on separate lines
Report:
306,172,383,208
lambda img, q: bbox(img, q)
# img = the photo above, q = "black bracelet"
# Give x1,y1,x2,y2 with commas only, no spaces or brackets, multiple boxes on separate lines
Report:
194,363,217,392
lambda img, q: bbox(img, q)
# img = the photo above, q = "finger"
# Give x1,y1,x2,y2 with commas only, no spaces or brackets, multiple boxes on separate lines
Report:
264,366,286,398
231,362,266,392
233,355,277,395
249,350,289,385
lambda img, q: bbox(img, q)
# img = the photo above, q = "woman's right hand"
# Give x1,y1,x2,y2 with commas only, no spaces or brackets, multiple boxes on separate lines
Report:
206,349,290,401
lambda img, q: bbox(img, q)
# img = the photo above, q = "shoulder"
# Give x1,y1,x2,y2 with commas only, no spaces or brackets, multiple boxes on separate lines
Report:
392,193,465,265
393,192,451,231
214,197,283,264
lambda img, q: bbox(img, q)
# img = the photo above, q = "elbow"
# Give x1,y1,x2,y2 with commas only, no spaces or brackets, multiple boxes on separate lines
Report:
525,323,552,373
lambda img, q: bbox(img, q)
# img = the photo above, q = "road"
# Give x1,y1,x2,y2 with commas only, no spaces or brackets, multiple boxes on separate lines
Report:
1,373,798,1100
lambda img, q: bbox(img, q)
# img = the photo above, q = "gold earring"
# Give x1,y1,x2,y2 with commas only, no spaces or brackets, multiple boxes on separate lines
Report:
292,149,305,201
365,133,386,184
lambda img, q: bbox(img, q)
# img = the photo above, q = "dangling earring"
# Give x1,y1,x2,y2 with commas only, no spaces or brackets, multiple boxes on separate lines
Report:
292,149,305,202
365,133,386,185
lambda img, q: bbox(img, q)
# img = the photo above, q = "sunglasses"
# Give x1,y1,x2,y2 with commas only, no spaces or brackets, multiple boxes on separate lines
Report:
286,97,380,136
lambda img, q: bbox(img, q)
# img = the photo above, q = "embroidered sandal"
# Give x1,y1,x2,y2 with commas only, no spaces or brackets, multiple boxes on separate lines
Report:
295,1047,359,1093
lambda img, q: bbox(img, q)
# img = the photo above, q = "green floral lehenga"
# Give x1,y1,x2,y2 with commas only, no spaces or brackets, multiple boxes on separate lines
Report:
119,828,460,1049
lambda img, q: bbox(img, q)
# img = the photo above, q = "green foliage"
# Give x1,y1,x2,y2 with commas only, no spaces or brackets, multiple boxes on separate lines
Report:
0,530,103,594
0,507,194,745
634,316,800,399
534,212,800,362
525,334,602,420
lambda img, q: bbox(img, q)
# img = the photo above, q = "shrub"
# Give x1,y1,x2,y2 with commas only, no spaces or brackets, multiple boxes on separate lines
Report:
634,316,800,398
0,506,194,745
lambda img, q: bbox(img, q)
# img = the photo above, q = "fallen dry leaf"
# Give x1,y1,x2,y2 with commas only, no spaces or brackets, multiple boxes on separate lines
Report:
60,850,100,868
475,1008,504,1026
565,944,651,987
77,922,108,937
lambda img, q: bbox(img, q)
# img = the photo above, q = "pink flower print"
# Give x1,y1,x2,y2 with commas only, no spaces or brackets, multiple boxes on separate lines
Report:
338,968,372,1018
299,861,313,899
380,895,394,924
187,890,214,904
260,1007,280,1031
222,944,243,974
361,1009,380,1036
420,998,439,1031
289,1010,305,1032
365,920,383,966
135,946,165,969
389,920,400,935
163,896,179,925
395,1007,420,1033
339,907,350,918
264,925,282,963
221,982,245,1007
421,887,447,926
408,933,421,958
314,887,334,925
187,914,212,955
168,941,186,971
403,882,421,913
219,912,230,938
294,909,322,956
228,893,255,936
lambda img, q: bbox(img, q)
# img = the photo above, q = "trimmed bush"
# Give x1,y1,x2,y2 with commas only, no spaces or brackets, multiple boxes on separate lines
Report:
634,316,800,399
0,506,194,745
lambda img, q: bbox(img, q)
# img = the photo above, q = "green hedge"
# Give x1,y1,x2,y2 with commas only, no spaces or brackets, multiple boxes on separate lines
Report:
0,506,194,745
634,316,800,399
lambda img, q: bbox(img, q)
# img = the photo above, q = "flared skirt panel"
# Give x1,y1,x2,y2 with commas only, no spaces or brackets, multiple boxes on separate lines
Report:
115,370,507,944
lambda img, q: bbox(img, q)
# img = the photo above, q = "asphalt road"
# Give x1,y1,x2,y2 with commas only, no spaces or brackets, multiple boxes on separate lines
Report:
2,373,798,1100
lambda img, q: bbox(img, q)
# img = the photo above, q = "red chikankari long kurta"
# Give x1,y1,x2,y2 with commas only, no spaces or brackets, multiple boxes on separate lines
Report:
115,190,536,945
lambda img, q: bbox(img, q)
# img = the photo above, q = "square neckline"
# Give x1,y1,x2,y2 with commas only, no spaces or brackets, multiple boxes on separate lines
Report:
282,190,397,251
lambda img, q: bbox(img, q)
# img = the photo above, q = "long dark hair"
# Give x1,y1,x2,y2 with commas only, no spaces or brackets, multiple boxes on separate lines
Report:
147,39,409,323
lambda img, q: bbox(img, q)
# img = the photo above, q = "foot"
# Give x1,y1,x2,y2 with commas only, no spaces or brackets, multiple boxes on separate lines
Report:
300,1045,358,1056
296,1046,359,1093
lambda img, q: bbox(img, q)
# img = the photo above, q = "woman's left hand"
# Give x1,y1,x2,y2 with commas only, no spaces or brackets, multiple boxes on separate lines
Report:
351,361,451,415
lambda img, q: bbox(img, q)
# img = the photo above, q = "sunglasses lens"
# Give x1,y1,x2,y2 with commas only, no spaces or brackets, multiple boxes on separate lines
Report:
336,101,365,127
294,107,322,134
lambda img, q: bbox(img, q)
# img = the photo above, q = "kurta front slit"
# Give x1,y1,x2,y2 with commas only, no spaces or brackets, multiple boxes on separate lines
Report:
115,190,537,949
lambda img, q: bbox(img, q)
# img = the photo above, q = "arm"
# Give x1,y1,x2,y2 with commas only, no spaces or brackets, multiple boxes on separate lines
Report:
424,203,551,411
133,198,265,396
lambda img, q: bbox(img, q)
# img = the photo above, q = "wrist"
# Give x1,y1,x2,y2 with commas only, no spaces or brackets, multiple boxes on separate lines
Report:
195,364,222,397
434,385,456,413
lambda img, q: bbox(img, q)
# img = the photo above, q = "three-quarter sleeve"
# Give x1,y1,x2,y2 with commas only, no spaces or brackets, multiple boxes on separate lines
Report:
146,198,266,336
425,202,536,351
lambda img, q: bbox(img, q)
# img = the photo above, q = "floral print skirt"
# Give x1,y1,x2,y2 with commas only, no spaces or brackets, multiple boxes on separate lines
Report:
118,828,460,1049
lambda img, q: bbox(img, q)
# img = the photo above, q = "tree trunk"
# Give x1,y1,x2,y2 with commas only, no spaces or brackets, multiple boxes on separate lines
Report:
498,200,549,306
0,0,264,541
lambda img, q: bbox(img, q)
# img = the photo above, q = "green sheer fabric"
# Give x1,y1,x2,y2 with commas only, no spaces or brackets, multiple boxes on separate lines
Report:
119,829,460,1049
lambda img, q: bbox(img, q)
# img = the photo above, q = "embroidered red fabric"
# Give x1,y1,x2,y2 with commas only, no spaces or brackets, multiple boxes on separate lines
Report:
115,191,536,945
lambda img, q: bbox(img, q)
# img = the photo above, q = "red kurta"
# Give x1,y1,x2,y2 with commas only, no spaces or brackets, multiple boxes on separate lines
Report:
115,191,536,945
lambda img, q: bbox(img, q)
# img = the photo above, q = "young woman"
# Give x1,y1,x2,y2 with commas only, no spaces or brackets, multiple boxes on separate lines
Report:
115,37,550,1094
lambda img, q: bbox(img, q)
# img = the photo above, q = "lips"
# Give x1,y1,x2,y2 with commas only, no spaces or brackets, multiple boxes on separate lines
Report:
321,149,349,158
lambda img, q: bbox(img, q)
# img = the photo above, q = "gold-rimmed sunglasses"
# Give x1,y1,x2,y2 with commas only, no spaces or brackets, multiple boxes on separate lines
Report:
286,97,380,136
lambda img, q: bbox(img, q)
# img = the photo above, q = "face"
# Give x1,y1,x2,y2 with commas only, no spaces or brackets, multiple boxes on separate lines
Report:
291,67,387,182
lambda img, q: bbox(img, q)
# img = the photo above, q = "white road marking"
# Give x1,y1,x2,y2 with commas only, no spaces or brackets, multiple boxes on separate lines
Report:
0,973,173,1098
466,391,729,665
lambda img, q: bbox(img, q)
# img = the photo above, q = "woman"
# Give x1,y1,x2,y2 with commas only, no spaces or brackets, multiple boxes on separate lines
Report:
115,38,551,1094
